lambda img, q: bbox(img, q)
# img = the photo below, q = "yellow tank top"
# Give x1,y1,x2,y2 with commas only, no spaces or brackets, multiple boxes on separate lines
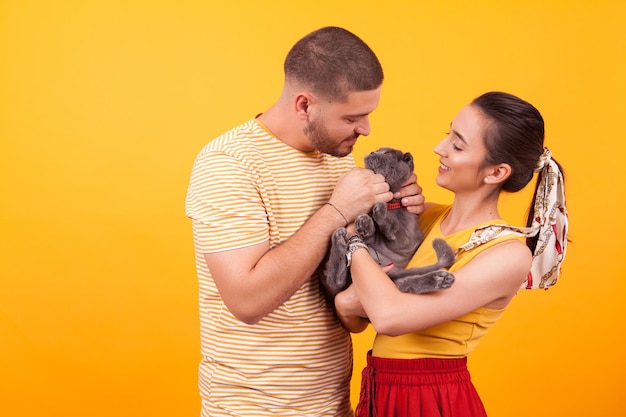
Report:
372,205,524,359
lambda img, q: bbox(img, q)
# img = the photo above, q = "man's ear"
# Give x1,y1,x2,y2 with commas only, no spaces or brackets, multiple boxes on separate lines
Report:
484,163,512,184
295,93,313,120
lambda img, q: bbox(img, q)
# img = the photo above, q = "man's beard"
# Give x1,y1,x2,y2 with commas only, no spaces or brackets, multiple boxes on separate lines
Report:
304,116,357,158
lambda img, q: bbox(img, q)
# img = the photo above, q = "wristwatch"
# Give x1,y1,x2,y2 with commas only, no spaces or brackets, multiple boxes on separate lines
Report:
346,235,368,267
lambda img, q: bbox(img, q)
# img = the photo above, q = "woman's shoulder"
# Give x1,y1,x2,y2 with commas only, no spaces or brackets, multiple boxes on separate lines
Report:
423,203,450,215
419,204,450,230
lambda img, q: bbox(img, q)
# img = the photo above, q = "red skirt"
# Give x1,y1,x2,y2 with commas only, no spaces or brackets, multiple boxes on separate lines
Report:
355,352,487,417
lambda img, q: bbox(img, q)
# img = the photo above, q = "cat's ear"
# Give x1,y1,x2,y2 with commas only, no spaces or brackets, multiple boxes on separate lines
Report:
403,152,415,172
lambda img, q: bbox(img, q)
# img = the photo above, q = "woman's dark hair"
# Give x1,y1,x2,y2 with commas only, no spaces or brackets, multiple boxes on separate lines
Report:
472,91,565,252
284,26,384,101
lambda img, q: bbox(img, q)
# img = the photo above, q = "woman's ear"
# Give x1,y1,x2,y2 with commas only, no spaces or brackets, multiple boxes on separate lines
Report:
484,163,512,184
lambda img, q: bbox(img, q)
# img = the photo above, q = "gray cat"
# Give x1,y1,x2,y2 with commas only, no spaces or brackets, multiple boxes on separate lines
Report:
321,147,456,299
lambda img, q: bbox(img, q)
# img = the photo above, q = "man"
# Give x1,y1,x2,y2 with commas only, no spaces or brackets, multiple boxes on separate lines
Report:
186,26,424,416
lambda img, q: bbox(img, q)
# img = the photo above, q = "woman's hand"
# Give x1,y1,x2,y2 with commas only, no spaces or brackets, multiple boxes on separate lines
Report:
395,173,425,215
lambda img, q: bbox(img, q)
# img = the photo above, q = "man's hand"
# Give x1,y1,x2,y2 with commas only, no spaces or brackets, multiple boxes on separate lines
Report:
334,261,394,333
395,173,425,215
334,284,369,333
327,168,391,223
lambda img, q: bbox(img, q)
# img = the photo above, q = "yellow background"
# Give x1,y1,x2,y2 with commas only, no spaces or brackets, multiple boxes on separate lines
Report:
1,1,624,416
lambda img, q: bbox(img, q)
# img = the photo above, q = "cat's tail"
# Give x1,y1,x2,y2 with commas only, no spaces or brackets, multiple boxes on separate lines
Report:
388,239,455,281
432,238,455,269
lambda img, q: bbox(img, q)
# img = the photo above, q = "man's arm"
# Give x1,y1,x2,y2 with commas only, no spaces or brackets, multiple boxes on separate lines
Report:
204,168,392,324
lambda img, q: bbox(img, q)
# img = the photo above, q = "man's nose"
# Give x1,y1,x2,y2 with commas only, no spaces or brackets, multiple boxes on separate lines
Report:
355,117,371,136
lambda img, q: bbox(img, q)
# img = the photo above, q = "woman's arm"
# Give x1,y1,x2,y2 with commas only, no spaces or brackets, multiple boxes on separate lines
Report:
339,239,532,336
333,261,397,332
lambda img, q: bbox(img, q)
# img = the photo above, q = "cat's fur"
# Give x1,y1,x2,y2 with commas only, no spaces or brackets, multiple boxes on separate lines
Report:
321,147,456,299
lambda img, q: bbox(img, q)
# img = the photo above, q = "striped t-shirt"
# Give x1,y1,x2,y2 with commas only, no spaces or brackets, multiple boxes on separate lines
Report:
186,118,356,416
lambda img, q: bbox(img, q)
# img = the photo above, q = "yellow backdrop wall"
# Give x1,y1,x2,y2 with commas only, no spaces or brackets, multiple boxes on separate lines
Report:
1,1,624,416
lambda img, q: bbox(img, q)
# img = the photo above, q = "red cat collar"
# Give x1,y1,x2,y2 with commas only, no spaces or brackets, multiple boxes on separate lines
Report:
386,200,402,210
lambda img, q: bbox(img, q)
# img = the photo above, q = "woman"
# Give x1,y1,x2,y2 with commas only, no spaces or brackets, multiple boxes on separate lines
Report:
335,91,568,417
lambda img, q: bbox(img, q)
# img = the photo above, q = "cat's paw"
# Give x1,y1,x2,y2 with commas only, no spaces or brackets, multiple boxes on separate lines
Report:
371,201,387,221
431,270,455,290
323,227,351,298
331,227,349,247
354,214,375,238
394,271,455,294
371,202,400,241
